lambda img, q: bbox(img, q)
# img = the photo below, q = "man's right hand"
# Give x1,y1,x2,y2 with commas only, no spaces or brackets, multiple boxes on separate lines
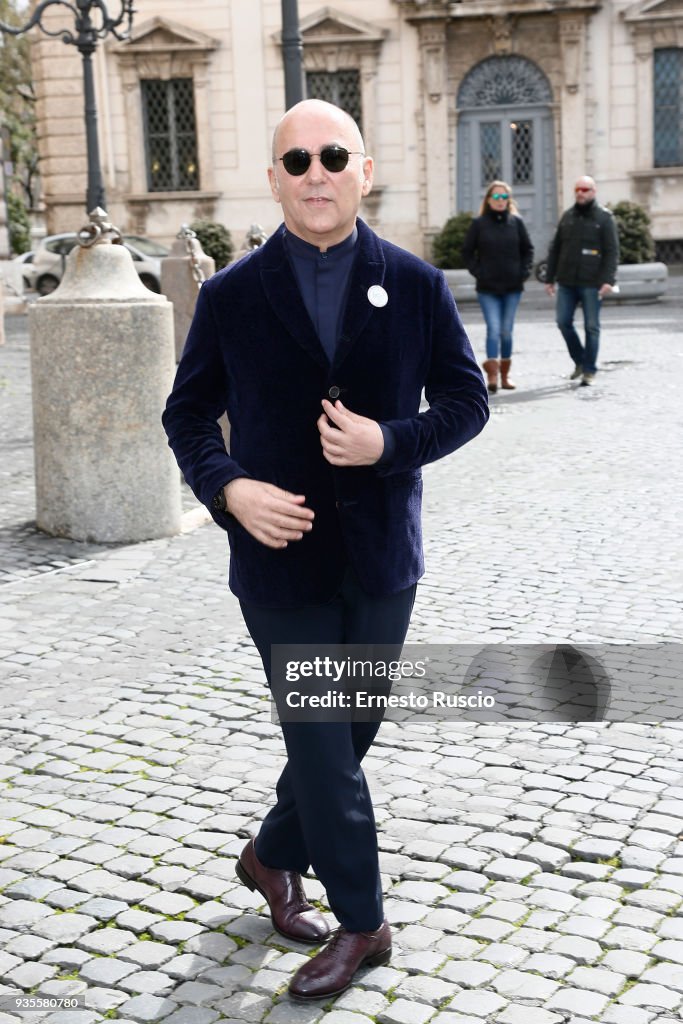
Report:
223,479,314,549
545,283,556,297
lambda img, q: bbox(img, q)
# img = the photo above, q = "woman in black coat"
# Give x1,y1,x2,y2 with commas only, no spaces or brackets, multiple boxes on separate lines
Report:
462,180,534,392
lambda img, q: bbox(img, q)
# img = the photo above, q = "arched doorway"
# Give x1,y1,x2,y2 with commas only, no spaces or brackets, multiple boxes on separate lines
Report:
457,56,557,262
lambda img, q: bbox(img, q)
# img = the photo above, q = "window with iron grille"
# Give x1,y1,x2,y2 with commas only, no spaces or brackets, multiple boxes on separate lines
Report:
479,122,502,186
141,79,199,192
654,49,682,168
306,70,362,136
511,120,533,186
655,237,683,265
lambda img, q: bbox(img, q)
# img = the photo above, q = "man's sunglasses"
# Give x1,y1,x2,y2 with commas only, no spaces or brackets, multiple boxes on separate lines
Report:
277,145,364,176
491,192,509,200
575,187,593,193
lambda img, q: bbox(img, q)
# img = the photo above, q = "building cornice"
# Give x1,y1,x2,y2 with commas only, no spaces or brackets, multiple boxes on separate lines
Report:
392,1,602,19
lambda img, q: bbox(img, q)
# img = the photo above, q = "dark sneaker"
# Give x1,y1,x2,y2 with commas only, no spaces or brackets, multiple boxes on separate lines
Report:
570,364,583,380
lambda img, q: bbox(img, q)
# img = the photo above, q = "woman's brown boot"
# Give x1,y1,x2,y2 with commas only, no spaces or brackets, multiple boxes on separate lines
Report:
500,359,516,390
482,359,499,393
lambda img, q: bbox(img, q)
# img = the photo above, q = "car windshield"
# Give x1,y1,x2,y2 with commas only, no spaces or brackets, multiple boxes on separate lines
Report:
45,237,79,255
123,236,170,257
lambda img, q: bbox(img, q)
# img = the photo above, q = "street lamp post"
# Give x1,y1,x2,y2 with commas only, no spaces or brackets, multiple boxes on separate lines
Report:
0,0,135,213
281,0,305,110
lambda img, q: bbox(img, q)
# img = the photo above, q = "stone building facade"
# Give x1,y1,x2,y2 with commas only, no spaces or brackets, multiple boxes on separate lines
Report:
30,0,683,261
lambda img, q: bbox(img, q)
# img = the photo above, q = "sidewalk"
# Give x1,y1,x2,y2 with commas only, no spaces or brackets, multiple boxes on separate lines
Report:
1,299,682,1024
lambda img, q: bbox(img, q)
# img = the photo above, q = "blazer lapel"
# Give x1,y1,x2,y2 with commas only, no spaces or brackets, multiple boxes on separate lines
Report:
258,220,387,372
334,219,386,370
259,226,329,370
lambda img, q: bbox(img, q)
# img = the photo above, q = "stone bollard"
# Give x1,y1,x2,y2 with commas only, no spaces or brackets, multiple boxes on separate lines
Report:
161,227,215,361
29,209,181,543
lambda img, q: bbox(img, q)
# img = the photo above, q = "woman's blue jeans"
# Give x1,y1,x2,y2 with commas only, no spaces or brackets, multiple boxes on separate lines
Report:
555,285,601,375
477,290,522,360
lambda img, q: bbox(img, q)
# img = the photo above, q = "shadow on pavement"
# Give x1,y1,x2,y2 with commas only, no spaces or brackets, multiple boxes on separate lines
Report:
489,383,580,406
0,521,114,585
490,359,639,407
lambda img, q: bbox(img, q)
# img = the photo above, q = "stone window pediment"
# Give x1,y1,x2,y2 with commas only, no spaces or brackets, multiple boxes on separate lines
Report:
624,1,683,55
624,1,683,23
274,7,387,47
111,16,220,56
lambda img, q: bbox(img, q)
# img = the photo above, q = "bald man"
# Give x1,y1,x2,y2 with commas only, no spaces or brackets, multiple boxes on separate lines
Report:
545,175,619,385
163,100,488,999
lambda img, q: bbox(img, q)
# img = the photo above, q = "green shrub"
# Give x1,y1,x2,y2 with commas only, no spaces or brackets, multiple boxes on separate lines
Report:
431,212,475,269
189,219,234,270
6,191,30,254
609,200,655,265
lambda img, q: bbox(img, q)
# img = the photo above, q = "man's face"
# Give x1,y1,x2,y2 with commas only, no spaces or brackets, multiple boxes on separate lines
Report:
268,103,373,250
574,177,596,206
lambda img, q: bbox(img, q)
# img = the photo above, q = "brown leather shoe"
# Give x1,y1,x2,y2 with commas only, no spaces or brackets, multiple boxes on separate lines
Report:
288,920,392,1000
236,838,330,944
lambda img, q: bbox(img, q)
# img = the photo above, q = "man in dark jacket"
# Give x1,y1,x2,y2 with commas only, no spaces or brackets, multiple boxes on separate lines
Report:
163,99,488,1000
545,176,619,385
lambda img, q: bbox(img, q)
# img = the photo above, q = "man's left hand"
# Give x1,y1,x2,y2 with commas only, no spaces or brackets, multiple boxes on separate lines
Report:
598,283,614,298
317,399,384,466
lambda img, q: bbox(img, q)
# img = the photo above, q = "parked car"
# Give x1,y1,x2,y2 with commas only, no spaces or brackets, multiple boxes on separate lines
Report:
32,233,170,296
12,250,37,291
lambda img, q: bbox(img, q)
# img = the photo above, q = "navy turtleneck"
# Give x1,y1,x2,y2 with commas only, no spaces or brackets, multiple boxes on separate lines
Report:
283,223,395,467
284,226,358,364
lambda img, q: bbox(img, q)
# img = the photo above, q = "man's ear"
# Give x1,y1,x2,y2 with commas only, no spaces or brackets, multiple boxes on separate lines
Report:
268,166,281,203
361,156,374,196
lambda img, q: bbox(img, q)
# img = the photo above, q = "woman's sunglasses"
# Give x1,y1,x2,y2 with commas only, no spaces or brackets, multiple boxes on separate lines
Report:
491,192,510,200
277,145,364,176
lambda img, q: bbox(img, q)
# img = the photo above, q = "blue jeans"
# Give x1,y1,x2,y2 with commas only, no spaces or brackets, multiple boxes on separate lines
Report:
556,285,601,375
477,291,522,360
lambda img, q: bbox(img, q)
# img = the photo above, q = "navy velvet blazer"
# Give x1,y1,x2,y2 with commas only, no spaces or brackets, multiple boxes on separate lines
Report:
162,219,489,607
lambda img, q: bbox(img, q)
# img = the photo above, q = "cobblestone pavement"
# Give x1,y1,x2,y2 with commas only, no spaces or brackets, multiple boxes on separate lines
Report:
1,287,682,1024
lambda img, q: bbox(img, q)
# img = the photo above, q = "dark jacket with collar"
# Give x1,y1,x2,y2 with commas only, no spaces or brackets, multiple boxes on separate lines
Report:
546,200,619,288
162,219,489,608
461,209,534,295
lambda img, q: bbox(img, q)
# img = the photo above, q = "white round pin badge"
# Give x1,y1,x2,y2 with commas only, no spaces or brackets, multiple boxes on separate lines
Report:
367,285,388,308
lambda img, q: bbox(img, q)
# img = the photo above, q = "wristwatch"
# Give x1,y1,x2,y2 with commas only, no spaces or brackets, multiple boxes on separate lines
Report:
211,487,228,513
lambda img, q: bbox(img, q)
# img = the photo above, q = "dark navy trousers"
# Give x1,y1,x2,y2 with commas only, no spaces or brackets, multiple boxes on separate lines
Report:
239,568,416,932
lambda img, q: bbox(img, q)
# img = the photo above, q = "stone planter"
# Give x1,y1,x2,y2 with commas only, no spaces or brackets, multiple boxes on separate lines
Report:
442,269,477,303
443,262,669,304
604,262,668,303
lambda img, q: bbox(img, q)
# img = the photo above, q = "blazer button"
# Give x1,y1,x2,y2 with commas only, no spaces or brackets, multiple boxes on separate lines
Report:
328,385,340,400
